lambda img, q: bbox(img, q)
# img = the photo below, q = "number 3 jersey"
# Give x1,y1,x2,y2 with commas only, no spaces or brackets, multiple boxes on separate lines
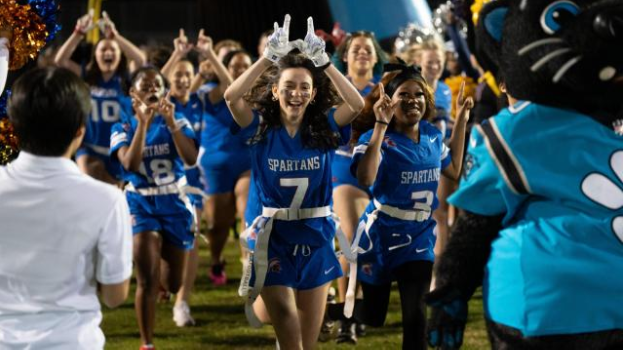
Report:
448,101,623,336
351,121,450,265
109,113,196,215
244,110,339,246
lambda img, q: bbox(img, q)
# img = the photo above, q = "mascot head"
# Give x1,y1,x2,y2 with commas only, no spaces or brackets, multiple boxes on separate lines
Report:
475,0,623,123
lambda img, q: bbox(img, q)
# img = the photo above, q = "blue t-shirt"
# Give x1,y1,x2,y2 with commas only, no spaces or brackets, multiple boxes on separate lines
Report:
449,101,623,336
109,113,195,214
243,109,340,246
84,75,132,154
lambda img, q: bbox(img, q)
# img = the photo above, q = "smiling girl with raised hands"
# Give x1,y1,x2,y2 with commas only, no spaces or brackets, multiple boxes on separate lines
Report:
224,15,364,350
349,60,473,350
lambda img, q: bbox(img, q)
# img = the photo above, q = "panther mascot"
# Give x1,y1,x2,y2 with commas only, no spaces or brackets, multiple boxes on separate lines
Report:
426,0,623,348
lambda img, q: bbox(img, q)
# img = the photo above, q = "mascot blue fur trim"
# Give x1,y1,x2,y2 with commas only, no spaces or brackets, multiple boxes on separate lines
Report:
426,0,623,348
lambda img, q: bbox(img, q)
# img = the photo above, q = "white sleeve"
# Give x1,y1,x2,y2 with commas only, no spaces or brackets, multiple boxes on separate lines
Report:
96,193,133,285
0,38,9,97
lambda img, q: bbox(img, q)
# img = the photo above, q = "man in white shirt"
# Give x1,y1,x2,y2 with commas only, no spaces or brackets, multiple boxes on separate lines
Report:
0,67,133,349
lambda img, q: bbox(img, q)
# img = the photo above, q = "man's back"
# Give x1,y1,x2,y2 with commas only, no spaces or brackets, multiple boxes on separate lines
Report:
0,152,132,348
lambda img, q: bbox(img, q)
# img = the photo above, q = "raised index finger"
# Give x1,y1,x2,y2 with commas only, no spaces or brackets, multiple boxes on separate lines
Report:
179,28,186,39
307,17,315,35
378,82,385,98
283,14,291,34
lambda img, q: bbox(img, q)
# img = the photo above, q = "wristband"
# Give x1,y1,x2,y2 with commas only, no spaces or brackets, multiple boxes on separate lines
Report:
376,120,389,126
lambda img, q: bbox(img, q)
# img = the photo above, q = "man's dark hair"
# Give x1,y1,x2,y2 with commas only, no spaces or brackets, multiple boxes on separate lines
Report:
8,67,91,156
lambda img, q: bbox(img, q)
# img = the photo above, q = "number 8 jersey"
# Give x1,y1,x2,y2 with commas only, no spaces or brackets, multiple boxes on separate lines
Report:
109,113,196,214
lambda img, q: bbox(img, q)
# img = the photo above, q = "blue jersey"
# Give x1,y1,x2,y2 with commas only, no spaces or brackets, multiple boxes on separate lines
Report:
449,101,623,336
434,81,452,115
171,94,204,192
109,113,195,215
244,109,340,246
85,75,132,155
352,122,450,211
350,122,450,282
199,95,251,168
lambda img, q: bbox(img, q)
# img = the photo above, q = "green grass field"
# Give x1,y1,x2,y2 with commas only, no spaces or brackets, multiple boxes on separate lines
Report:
102,234,489,349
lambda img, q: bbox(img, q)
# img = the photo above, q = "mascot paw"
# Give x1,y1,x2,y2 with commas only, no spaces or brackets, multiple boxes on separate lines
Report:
426,286,468,349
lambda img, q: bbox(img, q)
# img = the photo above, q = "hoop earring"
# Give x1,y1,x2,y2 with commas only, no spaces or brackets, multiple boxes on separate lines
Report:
272,95,278,101
310,99,316,105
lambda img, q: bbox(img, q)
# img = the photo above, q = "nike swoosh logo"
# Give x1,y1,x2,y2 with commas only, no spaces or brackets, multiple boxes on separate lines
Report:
430,136,438,143
416,248,428,253
324,266,335,275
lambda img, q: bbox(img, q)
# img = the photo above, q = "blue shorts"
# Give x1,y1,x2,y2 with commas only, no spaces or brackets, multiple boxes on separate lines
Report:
126,192,195,250
357,213,436,286
199,150,251,195
331,150,371,195
76,145,123,179
251,233,342,290
185,166,205,209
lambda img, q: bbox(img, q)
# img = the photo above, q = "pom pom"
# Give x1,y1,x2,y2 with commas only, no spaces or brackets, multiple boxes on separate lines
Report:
28,0,62,43
0,0,60,70
0,89,18,165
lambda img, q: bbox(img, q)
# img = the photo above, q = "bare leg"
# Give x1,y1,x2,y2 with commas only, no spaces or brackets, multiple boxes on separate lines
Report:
333,185,369,302
203,193,235,267
175,206,202,304
133,231,162,346
262,286,303,350
297,283,331,350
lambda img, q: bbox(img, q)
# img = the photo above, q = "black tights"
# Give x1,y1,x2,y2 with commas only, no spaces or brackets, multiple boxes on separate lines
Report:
360,260,433,350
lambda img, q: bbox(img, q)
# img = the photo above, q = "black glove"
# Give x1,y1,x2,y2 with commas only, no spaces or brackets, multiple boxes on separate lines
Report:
426,286,468,349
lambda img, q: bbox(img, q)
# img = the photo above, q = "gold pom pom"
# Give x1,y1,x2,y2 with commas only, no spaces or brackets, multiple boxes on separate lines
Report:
0,0,49,70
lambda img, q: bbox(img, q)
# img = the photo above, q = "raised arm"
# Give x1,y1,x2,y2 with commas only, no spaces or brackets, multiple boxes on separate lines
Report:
223,57,272,127
356,83,396,187
442,81,474,180
161,29,193,78
224,15,293,128
324,65,365,126
100,11,146,71
194,29,234,104
54,11,94,75
116,94,153,172
300,17,364,127
160,93,198,165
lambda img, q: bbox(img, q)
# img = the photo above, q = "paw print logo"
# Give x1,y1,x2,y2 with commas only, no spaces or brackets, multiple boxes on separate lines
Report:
581,150,623,244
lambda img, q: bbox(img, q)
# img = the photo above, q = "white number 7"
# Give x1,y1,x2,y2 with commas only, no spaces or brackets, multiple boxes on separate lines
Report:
280,178,309,209
412,190,433,211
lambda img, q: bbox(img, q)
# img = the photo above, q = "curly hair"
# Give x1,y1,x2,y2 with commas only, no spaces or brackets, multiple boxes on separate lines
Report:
244,53,343,151
351,70,435,145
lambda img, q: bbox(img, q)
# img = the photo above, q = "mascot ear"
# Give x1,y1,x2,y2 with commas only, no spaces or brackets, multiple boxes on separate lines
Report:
475,0,510,76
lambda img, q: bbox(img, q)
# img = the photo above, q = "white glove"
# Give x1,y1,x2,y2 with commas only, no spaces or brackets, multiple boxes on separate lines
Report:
74,9,95,35
301,17,330,67
98,11,118,39
0,38,8,97
263,14,293,63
